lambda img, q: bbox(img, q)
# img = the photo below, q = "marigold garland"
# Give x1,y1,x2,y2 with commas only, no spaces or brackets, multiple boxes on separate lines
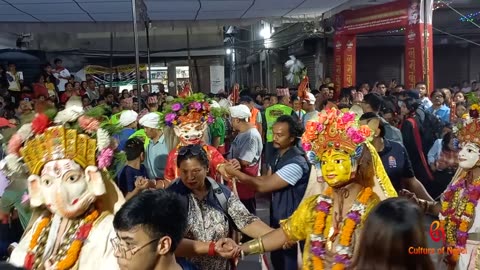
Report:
28,216,51,250
310,187,373,270
25,209,100,270
440,173,480,267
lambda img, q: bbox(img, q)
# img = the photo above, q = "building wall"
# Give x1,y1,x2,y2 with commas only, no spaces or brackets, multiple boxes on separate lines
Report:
327,44,479,89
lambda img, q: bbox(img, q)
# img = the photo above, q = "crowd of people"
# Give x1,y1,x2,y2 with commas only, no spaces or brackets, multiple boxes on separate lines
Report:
0,58,480,270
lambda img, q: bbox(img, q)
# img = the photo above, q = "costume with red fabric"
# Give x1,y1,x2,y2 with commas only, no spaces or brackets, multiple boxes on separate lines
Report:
164,144,226,182
161,93,231,185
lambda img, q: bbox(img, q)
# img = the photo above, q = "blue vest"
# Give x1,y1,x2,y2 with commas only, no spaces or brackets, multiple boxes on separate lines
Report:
269,146,309,228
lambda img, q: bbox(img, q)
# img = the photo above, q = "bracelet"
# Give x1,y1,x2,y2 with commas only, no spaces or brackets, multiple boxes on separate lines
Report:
208,241,216,256
244,238,265,255
161,180,166,189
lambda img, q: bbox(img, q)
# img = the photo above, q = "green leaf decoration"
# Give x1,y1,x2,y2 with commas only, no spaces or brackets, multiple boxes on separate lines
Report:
44,108,58,121
85,105,108,118
465,92,479,106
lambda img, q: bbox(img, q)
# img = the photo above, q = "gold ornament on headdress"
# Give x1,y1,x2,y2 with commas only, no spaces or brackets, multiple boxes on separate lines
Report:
302,108,372,158
456,104,480,146
20,126,97,175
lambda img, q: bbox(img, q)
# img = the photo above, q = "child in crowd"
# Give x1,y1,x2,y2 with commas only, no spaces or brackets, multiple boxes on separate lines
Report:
117,138,152,200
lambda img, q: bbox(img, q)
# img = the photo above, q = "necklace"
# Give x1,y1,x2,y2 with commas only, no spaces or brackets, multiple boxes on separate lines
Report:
24,209,100,270
310,186,373,270
440,171,480,265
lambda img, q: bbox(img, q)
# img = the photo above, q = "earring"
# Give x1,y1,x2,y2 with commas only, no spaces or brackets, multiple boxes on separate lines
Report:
350,171,356,179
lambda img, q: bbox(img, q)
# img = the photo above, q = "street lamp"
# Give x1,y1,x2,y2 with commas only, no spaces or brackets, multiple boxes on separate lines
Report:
226,48,232,54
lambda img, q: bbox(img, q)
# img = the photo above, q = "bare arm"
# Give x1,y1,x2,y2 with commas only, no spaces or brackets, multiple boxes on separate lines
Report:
403,177,434,201
241,228,289,254
240,220,274,239
228,169,289,193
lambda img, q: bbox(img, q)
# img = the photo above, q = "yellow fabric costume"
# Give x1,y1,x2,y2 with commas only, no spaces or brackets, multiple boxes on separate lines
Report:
279,108,396,270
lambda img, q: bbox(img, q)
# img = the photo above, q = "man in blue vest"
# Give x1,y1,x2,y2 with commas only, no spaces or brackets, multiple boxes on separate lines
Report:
225,115,309,270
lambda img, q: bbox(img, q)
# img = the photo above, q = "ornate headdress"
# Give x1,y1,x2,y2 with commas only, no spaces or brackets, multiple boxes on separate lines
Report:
302,108,372,159
301,108,397,201
162,93,224,127
2,97,120,177
455,104,480,145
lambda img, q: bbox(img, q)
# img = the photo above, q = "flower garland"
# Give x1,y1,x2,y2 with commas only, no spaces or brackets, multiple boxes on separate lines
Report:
310,187,373,270
439,173,480,265
24,209,100,270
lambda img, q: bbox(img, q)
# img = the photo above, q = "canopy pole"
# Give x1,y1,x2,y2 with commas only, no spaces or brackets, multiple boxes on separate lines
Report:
145,21,152,91
109,32,114,91
186,26,193,89
131,0,141,111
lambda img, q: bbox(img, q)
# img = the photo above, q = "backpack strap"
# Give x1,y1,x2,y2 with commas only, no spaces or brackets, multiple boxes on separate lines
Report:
206,177,228,213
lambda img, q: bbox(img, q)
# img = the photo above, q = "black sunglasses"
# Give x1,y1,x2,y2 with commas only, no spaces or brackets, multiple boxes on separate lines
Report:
178,144,204,156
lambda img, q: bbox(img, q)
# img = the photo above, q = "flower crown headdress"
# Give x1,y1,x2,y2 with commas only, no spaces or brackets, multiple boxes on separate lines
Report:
162,93,224,127
455,103,480,146
2,98,121,177
301,108,372,160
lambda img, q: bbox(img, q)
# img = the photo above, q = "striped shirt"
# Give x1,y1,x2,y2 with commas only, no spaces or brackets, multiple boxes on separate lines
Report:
275,163,303,186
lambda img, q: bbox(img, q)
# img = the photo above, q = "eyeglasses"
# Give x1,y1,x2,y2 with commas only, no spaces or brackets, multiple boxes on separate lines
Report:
111,237,160,260
178,144,204,156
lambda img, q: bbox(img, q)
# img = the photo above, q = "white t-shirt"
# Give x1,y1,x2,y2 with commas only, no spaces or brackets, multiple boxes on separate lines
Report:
6,71,23,91
54,68,70,92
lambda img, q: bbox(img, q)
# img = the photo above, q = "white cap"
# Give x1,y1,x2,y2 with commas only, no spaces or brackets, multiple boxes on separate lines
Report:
139,112,160,129
304,92,316,105
229,104,251,121
119,110,138,127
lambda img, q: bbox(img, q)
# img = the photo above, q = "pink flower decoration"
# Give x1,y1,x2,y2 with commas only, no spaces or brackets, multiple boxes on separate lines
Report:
7,134,23,156
316,123,325,132
97,148,114,170
341,112,355,124
302,142,312,152
171,103,183,112
207,114,215,124
190,102,202,111
78,116,100,134
165,113,177,123
347,127,365,144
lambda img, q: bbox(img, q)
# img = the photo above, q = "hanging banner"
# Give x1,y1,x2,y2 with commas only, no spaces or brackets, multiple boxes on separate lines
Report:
84,64,148,86
405,0,434,92
333,35,344,96
335,0,409,35
210,65,225,94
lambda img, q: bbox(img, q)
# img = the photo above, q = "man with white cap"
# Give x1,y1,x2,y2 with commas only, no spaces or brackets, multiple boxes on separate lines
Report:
139,112,169,186
117,110,138,151
302,92,318,128
228,104,263,214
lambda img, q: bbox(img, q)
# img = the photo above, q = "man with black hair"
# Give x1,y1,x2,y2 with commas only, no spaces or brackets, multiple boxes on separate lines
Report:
225,115,309,270
416,82,432,109
113,189,196,270
362,93,403,143
53,58,70,93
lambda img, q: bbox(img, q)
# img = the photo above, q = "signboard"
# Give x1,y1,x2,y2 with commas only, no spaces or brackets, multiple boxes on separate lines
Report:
210,65,224,94
335,0,409,35
85,64,148,86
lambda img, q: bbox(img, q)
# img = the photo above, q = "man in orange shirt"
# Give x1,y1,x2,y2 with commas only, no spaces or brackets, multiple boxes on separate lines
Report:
240,96,263,138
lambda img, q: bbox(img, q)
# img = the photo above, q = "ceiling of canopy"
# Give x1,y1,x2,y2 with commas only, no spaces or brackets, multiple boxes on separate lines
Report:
0,0,348,24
